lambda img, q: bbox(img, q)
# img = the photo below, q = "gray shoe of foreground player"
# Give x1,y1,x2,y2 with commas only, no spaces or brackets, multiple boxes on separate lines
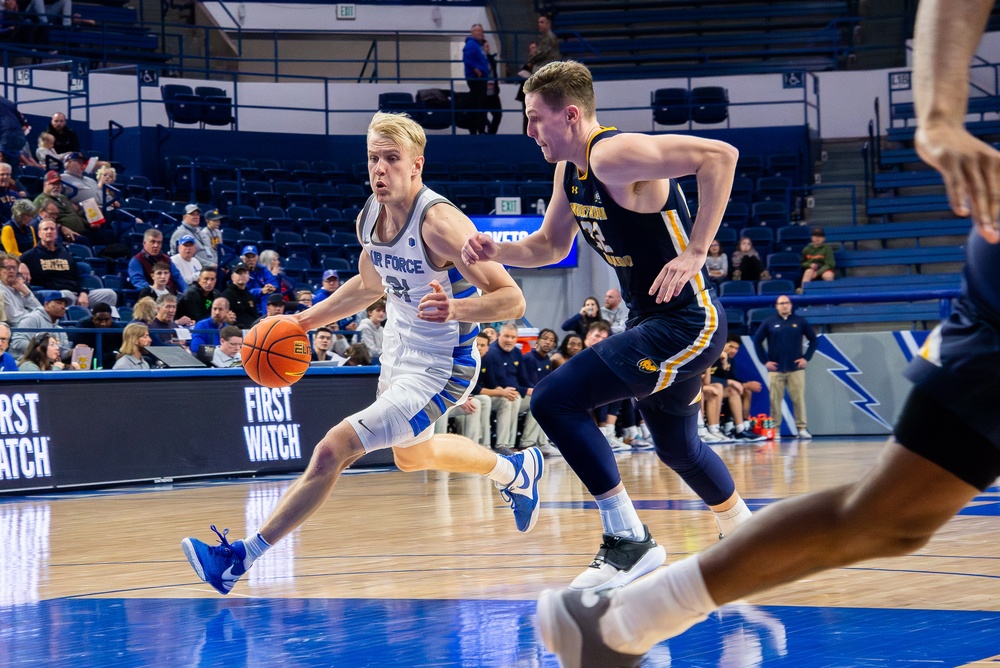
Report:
537,587,644,668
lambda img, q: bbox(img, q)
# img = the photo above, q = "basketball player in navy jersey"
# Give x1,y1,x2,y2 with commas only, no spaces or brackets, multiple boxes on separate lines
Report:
463,60,753,594
529,1,1000,664
181,112,545,596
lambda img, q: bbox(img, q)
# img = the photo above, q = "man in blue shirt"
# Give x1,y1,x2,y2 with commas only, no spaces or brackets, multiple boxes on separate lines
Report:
190,296,232,355
752,294,818,439
462,23,489,134
240,245,279,314
481,322,543,450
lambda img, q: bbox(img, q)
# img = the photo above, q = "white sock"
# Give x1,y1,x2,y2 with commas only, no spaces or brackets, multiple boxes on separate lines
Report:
242,531,271,568
742,420,751,432
708,424,723,435
713,497,752,537
735,422,745,434
596,489,644,540
624,426,639,440
697,410,706,428
601,555,718,655
640,423,651,439
486,454,516,487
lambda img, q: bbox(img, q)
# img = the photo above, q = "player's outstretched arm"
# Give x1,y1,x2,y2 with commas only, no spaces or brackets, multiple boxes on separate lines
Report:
913,0,1000,242
421,203,525,324
295,251,386,331
462,162,579,268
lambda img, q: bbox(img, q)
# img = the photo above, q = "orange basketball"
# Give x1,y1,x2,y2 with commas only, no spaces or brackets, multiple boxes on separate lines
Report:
241,317,311,388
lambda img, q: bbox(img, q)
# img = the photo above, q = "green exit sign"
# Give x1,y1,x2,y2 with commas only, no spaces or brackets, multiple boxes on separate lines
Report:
496,197,521,215
336,4,356,20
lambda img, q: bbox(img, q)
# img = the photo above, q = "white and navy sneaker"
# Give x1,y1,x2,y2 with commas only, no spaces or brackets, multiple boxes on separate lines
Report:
797,429,813,439
569,525,666,592
181,525,249,595
499,446,544,532
537,587,644,668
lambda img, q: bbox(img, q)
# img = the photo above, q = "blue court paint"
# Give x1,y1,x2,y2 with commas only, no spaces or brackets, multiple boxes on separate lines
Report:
3,598,999,666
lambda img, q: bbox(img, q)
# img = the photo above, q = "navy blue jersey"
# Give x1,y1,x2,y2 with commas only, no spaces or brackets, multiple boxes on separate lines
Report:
964,230,1000,326
563,127,711,318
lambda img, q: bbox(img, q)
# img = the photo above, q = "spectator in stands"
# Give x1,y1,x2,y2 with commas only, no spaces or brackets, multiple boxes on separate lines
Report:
313,268,339,303
33,170,94,244
112,323,152,370
137,262,176,301
481,324,497,343
171,234,202,286
190,296,230,355
357,298,385,363
0,252,40,325
752,295,818,439
514,44,537,134
519,327,556,453
239,244,278,313
463,23,489,135
716,337,764,439
600,288,628,335
72,301,119,367
731,235,765,282
482,36,502,134
18,218,88,304
46,112,79,153
0,162,19,221
800,226,836,285
257,293,286,323
197,209,224,265
561,295,603,338
9,290,70,358
1,199,36,256
705,239,729,288
26,0,71,27
60,152,99,199
35,132,64,169
169,203,209,256
310,326,340,362
295,289,313,310
258,249,295,302
0,321,15,371
0,96,29,177
18,332,77,371
129,295,157,325
212,325,243,368
528,14,561,73
128,228,186,292
221,262,258,328
0,0,44,53
176,264,220,323
550,332,581,369
342,342,371,366
148,293,191,344
33,195,76,245
481,321,544,451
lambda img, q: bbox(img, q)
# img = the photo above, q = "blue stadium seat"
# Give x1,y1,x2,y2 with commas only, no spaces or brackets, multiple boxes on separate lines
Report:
652,87,690,126
758,278,795,295
720,281,755,297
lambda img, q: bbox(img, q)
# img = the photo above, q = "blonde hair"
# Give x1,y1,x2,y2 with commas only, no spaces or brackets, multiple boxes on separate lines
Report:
523,60,596,118
38,132,54,147
119,322,149,358
131,297,158,323
367,112,426,158
96,165,116,182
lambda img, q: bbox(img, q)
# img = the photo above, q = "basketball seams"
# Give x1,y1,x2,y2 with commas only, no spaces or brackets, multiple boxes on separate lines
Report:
242,318,311,388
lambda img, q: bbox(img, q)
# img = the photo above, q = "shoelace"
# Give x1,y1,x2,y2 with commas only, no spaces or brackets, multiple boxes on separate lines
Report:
498,487,516,511
208,524,235,556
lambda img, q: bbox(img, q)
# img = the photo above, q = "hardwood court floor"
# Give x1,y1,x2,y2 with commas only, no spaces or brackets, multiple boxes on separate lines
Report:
2,438,999,666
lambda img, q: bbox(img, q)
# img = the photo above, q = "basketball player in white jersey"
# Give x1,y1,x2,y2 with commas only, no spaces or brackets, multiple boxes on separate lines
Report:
181,112,545,595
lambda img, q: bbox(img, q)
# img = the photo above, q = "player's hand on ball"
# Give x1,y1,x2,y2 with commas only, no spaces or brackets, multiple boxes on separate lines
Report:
418,281,453,323
461,233,498,265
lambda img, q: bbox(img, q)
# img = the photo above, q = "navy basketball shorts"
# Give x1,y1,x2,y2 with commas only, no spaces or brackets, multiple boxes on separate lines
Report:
897,298,1000,490
590,296,727,416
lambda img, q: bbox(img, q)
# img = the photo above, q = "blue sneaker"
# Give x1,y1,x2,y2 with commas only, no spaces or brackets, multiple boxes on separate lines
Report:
181,525,248,595
498,446,543,532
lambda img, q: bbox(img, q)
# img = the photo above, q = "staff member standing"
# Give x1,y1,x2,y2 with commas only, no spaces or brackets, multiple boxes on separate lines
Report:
752,294,818,438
